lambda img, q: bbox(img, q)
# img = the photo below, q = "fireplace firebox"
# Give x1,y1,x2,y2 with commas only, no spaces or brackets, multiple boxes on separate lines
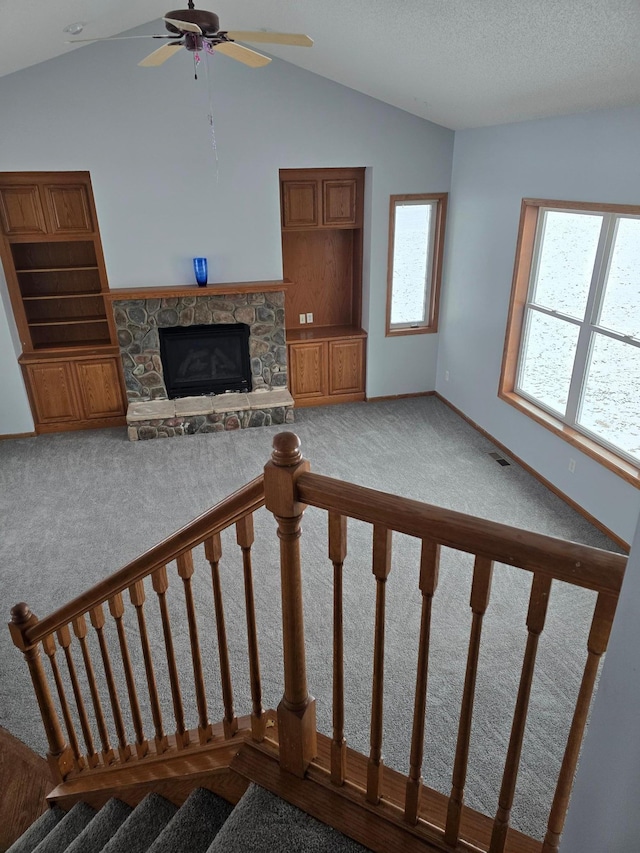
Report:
158,323,251,398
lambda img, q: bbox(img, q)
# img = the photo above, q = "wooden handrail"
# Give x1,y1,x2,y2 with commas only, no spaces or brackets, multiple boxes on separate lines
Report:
23,475,265,645
295,472,625,594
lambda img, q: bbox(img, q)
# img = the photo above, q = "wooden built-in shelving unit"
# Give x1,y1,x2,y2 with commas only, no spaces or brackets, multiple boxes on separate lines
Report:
0,171,126,433
280,167,367,407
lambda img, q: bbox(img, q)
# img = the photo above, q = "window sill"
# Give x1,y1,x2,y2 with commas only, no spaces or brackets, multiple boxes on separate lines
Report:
385,325,437,338
498,391,640,488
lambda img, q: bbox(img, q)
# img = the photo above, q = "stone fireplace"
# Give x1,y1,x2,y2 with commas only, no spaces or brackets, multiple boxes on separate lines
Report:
110,282,294,440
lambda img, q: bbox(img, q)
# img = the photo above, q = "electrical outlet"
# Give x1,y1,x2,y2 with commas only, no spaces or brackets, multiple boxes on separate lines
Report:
445,370,450,381
299,314,306,324
568,458,576,473
306,312,313,323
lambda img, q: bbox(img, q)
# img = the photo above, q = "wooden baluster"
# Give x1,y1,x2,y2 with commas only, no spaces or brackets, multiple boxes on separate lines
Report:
42,634,85,771
177,551,213,744
330,512,347,786
542,592,617,852
264,432,317,777
9,604,74,781
367,524,392,805
72,614,115,765
151,566,189,749
56,623,99,768
444,556,494,843
109,593,148,758
129,580,169,753
205,533,238,739
405,539,441,823
490,573,552,853
236,515,265,742
89,604,131,762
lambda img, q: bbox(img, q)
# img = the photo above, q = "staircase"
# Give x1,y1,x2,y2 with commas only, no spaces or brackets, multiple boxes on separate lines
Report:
8,432,627,853
7,784,368,853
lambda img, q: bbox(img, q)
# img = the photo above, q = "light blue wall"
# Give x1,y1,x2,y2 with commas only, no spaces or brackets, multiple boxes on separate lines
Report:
0,31,453,436
0,265,33,435
561,512,640,851
437,106,640,544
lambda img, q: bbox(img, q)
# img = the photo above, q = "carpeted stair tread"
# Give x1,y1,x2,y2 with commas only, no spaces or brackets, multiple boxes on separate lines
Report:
100,792,177,853
146,787,233,853
29,802,96,853
207,784,371,852
64,798,133,853
5,807,65,853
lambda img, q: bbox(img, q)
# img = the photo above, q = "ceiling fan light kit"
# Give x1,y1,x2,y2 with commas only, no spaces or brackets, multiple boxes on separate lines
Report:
68,2,313,71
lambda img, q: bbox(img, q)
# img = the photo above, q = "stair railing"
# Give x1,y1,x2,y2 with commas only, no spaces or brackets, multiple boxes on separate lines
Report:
261,432,626,853
10,431,627,853
9,475,266,783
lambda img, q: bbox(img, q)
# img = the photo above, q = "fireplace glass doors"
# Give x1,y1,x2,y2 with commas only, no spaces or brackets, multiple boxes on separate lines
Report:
158,323,251,398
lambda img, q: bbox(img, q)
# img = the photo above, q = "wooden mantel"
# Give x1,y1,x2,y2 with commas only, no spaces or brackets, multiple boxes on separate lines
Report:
106,280,290,301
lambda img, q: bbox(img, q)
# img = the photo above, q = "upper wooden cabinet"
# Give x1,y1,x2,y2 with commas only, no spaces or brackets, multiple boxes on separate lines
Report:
280,168,363,231
323,180,358,227
0,177,94,236
282,181,319,228
43,183,94,234
0,185,48,236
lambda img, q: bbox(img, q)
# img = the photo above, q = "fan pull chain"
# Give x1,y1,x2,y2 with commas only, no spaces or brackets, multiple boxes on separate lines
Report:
193,50,201,80
204,52,220,177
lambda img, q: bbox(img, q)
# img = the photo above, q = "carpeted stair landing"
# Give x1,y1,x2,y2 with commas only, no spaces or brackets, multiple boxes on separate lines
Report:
7,785,369,853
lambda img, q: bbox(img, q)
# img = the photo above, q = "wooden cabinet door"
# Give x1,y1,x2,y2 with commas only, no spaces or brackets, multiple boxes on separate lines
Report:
25,362,80,424
322,179,358,227
289,341,327,399
282,181,319,228
43,183,94,234
329,339,364,395
0,185,47,236
75,358,125,419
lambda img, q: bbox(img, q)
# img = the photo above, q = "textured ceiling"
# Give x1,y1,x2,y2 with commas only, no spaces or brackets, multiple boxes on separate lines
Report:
3,0,640,129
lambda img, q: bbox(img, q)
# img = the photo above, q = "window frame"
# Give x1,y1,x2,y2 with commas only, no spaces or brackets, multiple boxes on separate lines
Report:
385,192,448,337
500,197,640,486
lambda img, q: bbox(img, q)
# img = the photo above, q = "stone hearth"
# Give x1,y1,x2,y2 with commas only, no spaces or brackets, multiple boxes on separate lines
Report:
126,389,294,440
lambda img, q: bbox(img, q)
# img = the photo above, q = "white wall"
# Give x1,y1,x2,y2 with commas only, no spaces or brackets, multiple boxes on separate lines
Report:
0,30,453,435
437,106,640,544
561,512,640,851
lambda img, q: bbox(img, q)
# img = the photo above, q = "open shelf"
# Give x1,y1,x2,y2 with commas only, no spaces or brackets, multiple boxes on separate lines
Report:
22,292,102,301
28,316,107,327
11,241,97,270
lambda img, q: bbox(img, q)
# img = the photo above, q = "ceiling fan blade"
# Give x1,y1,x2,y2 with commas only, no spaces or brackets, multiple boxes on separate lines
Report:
138,43,184,67
224,31,313,47
163,17,203,35
67,35,178,43
213,42,272,67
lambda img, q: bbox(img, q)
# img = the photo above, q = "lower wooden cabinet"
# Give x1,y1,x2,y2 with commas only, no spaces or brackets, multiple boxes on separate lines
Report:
23,362,80,425
288,329,366,406
22,351,126,432
289,341,327,400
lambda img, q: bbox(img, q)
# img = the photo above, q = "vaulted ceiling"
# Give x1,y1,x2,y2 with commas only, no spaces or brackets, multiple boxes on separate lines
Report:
4,0,640,130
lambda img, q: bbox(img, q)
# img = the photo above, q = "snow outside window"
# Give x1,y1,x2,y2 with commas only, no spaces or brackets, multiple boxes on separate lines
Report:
386,193,447,336
512,204,640,467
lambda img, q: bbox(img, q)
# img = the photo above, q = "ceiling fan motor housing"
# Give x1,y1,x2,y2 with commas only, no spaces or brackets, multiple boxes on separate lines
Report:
164,9,220,35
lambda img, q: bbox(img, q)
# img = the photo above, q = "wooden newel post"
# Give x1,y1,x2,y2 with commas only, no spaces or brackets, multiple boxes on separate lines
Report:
264,432,317,777
9,603,74,782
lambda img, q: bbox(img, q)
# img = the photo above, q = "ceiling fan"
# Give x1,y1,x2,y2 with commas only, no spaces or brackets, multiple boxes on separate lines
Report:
69,1,313,68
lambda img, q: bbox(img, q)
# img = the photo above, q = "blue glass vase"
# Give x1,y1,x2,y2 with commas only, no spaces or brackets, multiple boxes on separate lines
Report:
193,257,208,286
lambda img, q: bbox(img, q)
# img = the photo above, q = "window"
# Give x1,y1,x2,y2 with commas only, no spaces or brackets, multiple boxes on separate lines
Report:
500,198,640,482
386,193,447,336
